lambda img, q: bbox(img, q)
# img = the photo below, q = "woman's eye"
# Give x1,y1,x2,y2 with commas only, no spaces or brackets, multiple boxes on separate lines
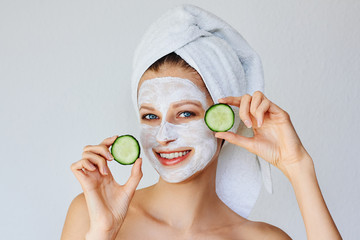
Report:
143,114,159,120
179,111,195,118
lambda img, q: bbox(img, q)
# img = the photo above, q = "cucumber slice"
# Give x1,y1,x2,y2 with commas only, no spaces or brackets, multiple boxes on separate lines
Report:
110,135,140,165
204,103,235,132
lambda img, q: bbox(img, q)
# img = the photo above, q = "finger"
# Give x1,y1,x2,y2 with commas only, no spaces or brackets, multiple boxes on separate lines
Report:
70,160,100,192
100,135,118,148
268,101,289,118
215,132,254,153
239,94,253,128
218,96,241,107
71,161,85,178
81,167,88,175
83,144,114,161
83,159,97,171
124,158,143,197
70,159,97,181
82,151,108,176
250,94,262,127
250,91,264,119
71,159,96,172
255,98,271,127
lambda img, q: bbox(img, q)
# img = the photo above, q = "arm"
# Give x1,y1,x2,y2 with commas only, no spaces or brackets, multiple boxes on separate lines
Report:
60,193,119,240
62,136,143,240
284,153,342,240
216,92,342,239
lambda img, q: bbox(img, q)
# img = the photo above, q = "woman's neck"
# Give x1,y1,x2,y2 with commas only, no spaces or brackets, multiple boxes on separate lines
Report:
142,157,234,233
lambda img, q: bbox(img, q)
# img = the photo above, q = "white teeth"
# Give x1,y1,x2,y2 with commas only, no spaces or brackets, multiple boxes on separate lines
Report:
159,150,190,160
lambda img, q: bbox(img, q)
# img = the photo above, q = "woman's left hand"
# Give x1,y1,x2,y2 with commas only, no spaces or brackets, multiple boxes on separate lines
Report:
215,91,312,178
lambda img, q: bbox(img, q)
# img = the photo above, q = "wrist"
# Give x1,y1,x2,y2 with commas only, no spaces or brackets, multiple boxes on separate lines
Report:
282,152,315,182
85,227,120,240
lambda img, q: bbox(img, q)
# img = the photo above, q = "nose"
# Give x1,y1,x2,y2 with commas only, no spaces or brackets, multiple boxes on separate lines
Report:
156,121,178,146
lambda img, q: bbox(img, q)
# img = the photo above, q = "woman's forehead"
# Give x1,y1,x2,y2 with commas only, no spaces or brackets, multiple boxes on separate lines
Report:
138,77,209,109
138,67,205,90
139,76,200,91
137,66,213,106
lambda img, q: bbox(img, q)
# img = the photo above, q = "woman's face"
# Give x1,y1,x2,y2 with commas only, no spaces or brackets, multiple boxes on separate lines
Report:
137,64,222,183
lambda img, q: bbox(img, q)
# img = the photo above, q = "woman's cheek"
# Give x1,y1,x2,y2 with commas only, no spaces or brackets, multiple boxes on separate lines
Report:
140,124,159,150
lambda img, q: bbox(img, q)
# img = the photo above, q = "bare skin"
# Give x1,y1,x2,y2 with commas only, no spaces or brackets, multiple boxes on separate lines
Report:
61,63,341,240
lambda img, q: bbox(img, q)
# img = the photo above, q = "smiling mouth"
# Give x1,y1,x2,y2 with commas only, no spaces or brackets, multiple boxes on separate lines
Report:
153,149,193,166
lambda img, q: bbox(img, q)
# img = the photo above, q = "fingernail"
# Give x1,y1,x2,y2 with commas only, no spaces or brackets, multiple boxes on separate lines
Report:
108,152,113,160
103,166,108,175
257,119,262,128
244,120,252,128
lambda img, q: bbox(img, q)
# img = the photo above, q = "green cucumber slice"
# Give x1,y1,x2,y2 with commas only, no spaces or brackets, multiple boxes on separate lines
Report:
110,135,140,165
204,103,235,132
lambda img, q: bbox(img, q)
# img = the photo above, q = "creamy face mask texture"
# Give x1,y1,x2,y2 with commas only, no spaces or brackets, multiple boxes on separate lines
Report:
137,77,218,183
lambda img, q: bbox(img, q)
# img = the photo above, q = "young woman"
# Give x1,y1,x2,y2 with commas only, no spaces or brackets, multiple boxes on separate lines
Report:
61,52,342,240
62,3,343,239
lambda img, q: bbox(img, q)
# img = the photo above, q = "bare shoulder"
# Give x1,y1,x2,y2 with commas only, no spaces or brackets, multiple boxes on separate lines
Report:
61,192,90,240
236,220,292,240
130,185,154,208
61,188,150,240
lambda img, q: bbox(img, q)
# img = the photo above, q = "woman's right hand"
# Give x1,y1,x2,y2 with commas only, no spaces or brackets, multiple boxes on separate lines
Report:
70,135,143,239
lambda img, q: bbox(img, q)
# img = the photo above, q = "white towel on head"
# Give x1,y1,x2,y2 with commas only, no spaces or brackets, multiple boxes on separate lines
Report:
130,3,273,218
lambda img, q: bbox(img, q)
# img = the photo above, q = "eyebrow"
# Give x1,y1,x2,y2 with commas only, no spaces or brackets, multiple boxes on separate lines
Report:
139,105,155,111
172,100,202,108
139,101,202,111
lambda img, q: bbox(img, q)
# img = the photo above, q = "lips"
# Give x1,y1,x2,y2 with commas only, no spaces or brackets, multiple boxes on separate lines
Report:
153,149,193,166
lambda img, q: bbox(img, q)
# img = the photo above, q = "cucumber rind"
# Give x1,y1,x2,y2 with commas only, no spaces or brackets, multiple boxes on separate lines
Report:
204,103,235,132
110,135,140,165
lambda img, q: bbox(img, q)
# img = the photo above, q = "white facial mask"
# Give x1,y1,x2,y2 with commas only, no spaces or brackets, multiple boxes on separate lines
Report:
138,77,218,183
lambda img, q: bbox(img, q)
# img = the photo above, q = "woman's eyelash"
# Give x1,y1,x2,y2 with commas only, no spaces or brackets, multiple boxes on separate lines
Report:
141,111,196,120
178,111,196,118
141,114,159,120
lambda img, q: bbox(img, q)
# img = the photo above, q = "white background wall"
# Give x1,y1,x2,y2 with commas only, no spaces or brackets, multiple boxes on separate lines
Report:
1,0,359,239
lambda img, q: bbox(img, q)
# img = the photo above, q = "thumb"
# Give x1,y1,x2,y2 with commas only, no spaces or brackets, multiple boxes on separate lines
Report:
124,158,143,197
215,132,254,152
